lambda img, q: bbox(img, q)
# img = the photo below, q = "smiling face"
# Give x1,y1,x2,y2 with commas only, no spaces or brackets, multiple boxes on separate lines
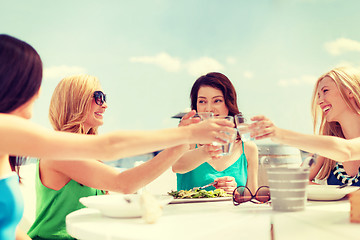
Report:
49,74,107,134
196,86,229,116
316,76,351,122
83,90,107,132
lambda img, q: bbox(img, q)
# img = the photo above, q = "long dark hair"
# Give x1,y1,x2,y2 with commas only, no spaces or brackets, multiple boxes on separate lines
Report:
190,72,240,116
0,34,43,175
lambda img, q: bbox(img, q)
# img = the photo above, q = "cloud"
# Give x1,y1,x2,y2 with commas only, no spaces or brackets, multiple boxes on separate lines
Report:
186,57,224,77
278,75,317,87
129,53,225,77
129,52,181,72
226,57,237,64
44,65,87,80
243,71,253,79
324,38,360,56
334,61,360,71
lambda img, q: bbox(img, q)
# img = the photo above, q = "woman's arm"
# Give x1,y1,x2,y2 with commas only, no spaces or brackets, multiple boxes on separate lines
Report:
171,145,211,173
0,114,234,161
308,156,325,184
172,110,224,173
244,141,258,193
16,227,31,240
250,115,355,162
43,145,189,194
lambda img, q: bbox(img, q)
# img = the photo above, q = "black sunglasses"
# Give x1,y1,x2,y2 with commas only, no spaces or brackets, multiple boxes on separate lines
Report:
232,186,271,206
93,91,106,106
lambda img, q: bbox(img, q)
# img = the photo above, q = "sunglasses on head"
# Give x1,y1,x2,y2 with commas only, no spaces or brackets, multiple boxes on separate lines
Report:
232,186,271,206
93,91,106,106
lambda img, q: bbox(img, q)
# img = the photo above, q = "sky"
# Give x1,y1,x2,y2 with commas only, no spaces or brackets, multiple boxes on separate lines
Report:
2,0,360,142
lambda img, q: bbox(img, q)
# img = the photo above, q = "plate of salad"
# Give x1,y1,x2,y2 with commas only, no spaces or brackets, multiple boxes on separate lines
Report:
168,189,232,204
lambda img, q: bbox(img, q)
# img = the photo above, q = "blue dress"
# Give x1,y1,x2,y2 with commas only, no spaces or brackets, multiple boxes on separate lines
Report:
327,162,360,186
0,173,24,240
177,141,248,191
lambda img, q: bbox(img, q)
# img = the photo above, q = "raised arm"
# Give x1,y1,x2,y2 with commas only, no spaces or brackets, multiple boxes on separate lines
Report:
172,110,222,173
0,114,234,161
250,115,354,162
44,145,189,194
172,146,212,173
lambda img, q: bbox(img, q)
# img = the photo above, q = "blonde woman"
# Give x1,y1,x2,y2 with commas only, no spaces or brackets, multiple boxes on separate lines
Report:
251,67,360,186
0,34,234,240
27,74,234,239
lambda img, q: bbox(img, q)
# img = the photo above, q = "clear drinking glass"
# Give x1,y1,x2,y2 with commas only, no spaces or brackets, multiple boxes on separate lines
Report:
193,112,214,120
213,116,237,156
234,113,254,142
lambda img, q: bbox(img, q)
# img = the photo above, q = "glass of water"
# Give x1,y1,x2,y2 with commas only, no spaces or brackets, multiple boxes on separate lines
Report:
213,116,237,156
234,113,254,142
193,112,214,120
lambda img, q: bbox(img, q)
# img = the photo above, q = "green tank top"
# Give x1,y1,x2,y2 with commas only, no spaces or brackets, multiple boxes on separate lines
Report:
28,162,104,240
177,141,248,191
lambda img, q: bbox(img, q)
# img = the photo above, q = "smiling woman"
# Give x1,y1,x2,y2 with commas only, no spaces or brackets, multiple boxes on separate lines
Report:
172,72,259,194
49,75,107,134
249,67,360,187
27,74,109,239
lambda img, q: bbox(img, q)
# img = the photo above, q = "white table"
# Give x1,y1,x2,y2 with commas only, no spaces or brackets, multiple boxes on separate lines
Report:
273,200,359,239
66,198,359,240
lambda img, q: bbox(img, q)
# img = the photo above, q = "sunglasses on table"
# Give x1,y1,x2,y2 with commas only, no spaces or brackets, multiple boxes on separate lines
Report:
93,91,106,106
232,186,271,206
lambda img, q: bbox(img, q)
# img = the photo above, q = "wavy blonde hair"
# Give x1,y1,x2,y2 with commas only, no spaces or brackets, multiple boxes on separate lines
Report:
311,67,360,179
49,74,101,135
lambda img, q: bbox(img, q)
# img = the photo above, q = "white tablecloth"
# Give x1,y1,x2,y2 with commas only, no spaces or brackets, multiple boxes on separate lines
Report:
66,198,359,240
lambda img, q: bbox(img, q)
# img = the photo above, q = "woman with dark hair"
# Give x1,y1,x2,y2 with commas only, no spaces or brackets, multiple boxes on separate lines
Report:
0,33,43,176
172,72,258,194
0,35,235,240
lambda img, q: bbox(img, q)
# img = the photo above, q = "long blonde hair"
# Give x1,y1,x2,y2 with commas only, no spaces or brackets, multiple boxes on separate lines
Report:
49,74,101,135
311,67,360,179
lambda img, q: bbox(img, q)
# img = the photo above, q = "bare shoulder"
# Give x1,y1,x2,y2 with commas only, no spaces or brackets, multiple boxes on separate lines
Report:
243,141,258,154
40,158,82,176
243,141,258,165
39,158,69,177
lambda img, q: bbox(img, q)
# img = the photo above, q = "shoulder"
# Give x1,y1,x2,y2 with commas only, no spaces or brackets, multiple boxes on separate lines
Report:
242,141,258,165
243,141,258,155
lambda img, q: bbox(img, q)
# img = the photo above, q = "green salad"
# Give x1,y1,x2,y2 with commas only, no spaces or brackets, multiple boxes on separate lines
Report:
168,189,231,199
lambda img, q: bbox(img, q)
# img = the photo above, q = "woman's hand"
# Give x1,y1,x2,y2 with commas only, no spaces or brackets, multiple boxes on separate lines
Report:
179,110,200,127
203,144,222,159
186,119,235,145
214,176,237,194
249,115,280,141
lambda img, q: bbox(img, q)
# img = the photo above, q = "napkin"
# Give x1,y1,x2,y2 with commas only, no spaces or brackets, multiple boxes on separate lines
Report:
140,190,163,224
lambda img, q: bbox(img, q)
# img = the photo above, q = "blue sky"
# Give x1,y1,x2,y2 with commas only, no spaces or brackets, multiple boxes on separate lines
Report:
2,0,360,141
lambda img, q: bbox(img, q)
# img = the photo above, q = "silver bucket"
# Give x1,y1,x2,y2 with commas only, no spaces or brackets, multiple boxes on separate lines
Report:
258,144,302,186
267,167,309,212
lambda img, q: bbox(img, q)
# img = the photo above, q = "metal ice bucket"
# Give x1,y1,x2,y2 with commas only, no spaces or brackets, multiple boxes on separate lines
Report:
257,144,302,186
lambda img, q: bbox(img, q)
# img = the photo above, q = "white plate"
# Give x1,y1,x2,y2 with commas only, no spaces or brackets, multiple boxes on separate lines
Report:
307,185,360,201
170,196,232,204
79,194,173,218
